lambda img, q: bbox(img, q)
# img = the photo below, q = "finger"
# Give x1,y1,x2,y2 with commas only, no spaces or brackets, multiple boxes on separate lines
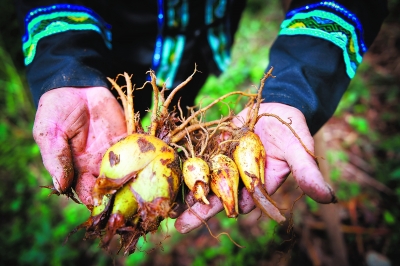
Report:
264,159,291,195
33,89,87,194
33,116,74,193
84,87,127,150
285,132,336,204
174,195,223,234
169,191,196,219
238,187,255,214
74,172,97,206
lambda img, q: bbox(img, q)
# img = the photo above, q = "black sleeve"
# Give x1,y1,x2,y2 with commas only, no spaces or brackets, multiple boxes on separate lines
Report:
262,0,388,135
15,1,112,107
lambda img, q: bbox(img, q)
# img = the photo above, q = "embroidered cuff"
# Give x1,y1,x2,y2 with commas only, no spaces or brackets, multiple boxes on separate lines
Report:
280,2,365,79
22,4,112,66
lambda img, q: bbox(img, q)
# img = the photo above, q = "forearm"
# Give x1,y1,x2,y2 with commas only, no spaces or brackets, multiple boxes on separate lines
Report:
263,0,388,134
16,1,111,107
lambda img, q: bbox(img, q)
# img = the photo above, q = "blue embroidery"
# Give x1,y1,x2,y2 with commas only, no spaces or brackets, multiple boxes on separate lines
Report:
280,4,365,78
22,4,111,66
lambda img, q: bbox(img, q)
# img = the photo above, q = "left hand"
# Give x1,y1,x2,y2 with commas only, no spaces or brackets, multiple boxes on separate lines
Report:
174,102,336,233
33,87,127,207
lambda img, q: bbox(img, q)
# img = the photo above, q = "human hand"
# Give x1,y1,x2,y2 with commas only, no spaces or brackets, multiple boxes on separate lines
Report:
174,102,336,233
33,87,126,207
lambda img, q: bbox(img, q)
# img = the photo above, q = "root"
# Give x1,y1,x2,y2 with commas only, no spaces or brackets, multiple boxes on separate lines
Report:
197,125,209,157
248,66,275,131
185,129,196,158
169,91,256,141
185,201,244,249
177,98,185,122
125,72,135,134
149,70,160,136
107,77,129,128
256,113,318,163
161,64,198,116
170,115,232,143
170,143,190,160
82,66,290,256
107,73,151,135
40,185,81,204
287,192,305,234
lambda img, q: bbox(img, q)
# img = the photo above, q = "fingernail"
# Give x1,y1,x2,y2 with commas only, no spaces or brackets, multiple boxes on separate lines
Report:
327,184,338,203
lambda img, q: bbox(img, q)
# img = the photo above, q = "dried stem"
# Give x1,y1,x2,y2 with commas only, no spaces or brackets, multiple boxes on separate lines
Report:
149,71,160,136
124,72,135,134
249,67,274,131
185,201,244,249
169,91,257,138
257,113,318,161
208,125,235,134
161,64,198,116
185,129,195,158
177,98,185,122
107,76,129,125
170,143,190,160
170,116,232,143
198,125,209,157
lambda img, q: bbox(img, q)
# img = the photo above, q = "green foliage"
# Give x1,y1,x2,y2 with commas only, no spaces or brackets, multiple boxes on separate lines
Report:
335,63,370,117
188,212,282,265
390,168,400,180
383,210,395,225
326,149,362,201
336,182,361,201
195,0,282,121
346,115,370,135
305,196,319,212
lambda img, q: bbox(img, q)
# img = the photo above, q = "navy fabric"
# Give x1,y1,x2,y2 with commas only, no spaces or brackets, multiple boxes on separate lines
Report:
26,31,111,106
289,0,389,48
264,35,350,135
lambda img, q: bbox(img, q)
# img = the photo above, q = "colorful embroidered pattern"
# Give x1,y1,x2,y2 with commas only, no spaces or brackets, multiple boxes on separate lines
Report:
151,0,231,86
286,1,365,47
206,0,230,72
23,4,111,66
156,36,186,88
280,2,365,78
152,0,188,88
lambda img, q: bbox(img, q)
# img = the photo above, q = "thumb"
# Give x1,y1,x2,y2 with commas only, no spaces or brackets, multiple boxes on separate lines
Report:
175,195,223,233
286,141,337,204
33,120,74,193
254,103,336,203
33,90,82,193
282,125,337,204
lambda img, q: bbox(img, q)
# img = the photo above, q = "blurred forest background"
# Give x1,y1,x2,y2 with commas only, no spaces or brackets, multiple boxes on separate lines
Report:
1,0,400,265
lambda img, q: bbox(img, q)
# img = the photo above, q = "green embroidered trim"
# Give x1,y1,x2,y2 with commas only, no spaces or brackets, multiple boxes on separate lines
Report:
155,0,188,88
280,10,362,78
207,24,231,72
156,36,186,88
23,11,111,66
206,0,230,72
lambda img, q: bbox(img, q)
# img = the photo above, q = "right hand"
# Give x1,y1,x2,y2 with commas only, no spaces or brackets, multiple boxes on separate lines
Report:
174,103,336,233
33,87,126,207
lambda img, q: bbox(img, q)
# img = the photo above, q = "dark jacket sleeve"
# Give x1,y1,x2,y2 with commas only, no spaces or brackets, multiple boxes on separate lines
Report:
16,1,112,107
262,0,388,135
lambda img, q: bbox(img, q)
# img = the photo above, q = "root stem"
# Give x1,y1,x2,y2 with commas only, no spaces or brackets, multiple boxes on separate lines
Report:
249,67,274,131
169,91,257,139
257,113,318,162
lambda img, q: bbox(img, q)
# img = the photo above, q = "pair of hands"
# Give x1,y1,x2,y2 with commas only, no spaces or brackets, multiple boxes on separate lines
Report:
33,86,335,233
